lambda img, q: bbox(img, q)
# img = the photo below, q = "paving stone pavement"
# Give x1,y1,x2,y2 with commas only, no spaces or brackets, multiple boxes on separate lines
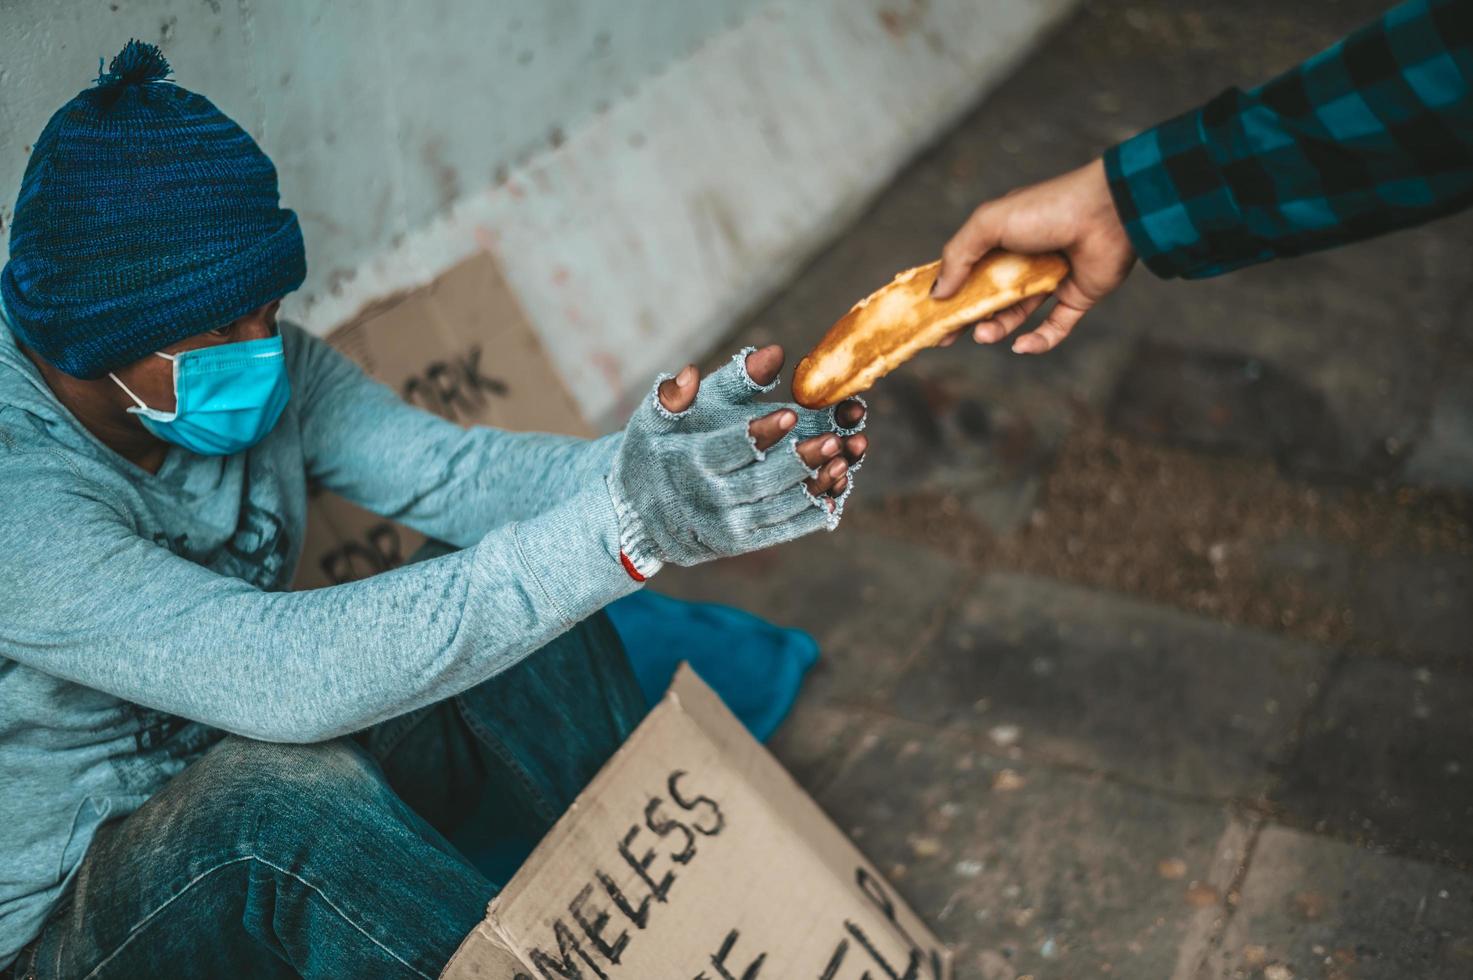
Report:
659,0,1473,975
811,718,1252,980
886,574,1329,801
1271,657,1473,869
1203,826,1473,980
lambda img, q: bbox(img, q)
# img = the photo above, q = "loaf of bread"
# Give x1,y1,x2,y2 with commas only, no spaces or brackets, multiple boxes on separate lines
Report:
792,251,1069,408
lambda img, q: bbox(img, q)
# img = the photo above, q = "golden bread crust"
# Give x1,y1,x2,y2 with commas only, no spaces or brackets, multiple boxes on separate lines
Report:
791,251,1069,408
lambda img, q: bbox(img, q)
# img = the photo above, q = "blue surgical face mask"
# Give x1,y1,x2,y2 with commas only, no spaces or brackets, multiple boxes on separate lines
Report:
109,335,291,456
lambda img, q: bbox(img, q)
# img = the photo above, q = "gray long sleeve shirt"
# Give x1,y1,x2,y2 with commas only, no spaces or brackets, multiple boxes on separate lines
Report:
0,317,636,967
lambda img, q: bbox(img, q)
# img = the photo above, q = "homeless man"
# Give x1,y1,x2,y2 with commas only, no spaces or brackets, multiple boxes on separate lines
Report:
0,42,870,979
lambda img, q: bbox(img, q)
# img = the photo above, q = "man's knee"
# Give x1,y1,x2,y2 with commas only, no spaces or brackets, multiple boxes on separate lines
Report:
170,738,394,842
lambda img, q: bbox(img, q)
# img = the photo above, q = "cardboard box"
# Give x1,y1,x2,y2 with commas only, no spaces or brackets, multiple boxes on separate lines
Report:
292,252,589,590
443,665,954,980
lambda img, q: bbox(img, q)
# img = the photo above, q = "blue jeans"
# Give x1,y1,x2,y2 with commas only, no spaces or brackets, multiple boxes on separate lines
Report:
9,611,645,979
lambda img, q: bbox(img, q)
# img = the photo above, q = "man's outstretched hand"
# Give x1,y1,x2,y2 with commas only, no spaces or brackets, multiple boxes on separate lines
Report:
656,345,868,503
932,158,1137,354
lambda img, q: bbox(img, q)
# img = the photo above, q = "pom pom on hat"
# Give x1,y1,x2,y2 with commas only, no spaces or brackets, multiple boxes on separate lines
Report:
94,39,172,90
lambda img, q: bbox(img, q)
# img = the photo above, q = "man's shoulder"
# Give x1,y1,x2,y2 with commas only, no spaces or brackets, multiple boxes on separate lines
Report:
0,406,130,520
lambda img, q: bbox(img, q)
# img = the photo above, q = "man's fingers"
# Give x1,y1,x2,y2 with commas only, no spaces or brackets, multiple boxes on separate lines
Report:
973,294,1047,344
932,205,1000,300
833,399,866,430
658,365,699,413
748,408,798,452
743,345,785,388
795,434,842,470
1012,280,1092,354
841,433,867,465
1013,305,1083,353
805,457,849,500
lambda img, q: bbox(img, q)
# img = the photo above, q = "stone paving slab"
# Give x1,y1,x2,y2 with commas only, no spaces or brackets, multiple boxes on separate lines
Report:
808,715,1249,980
1404,362,1473,493
1109,341,1350,481
1272,657,1473,869
1204,825,1473,980
763,701,868,799
653,531,976,709
887,573,1330,800
1259,538,1473,671
1108,241,1470,486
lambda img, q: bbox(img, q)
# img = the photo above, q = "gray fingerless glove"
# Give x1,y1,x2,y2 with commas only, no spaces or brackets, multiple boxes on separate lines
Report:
661,346,866,519
607,351,848,577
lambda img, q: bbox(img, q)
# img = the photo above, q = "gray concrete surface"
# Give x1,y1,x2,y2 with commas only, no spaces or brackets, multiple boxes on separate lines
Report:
656,1,1473,976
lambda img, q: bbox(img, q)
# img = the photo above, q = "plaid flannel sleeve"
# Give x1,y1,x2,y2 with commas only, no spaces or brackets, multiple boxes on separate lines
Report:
1104,0,1473,279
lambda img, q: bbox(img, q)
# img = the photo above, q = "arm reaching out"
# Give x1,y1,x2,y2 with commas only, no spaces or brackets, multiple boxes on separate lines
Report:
935,0,1472,355
0,347,865,742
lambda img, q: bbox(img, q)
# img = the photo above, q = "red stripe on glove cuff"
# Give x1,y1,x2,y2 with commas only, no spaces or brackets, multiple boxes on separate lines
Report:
619,551,647,582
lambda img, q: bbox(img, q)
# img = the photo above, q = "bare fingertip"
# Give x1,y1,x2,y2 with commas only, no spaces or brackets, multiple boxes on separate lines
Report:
778,411,796,430
676,365,697,386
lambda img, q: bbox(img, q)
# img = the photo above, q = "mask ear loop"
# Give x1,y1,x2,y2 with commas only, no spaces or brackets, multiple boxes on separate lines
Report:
109,352,178,415
109,372,151,412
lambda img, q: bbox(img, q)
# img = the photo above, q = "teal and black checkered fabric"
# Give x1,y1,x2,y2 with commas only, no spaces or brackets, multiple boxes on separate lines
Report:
1105,0,1472,279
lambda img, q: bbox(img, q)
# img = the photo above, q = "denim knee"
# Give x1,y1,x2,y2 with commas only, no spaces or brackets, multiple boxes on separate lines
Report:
177,738,399,855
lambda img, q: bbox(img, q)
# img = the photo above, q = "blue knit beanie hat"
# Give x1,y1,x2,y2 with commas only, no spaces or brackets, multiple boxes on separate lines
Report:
1,40,306,379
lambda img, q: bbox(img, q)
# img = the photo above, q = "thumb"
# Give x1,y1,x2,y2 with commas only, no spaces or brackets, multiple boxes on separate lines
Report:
1012,278,1094,354
932,205,1001,300
657,365,700,414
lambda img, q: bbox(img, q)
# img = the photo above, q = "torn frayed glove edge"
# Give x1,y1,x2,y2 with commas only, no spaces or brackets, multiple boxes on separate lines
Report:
830,394,867,436
604,475,665,579
745,428,768,462
787,436,821,480
733,345,781,394
648,372,694,422
829,473,855,519
790,439,843,530
800,481,845,531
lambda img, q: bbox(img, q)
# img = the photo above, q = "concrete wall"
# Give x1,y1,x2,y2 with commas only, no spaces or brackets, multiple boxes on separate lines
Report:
1,0,1077,425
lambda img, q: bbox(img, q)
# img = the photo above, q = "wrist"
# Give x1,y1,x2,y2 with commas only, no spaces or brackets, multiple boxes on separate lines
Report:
1084,157,1130,245
504,483,645,626
604,473,665,580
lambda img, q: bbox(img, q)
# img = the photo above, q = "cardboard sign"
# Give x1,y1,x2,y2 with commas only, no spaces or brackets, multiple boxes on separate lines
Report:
443,666,954,980
291,252,589,590
325,253,590,437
